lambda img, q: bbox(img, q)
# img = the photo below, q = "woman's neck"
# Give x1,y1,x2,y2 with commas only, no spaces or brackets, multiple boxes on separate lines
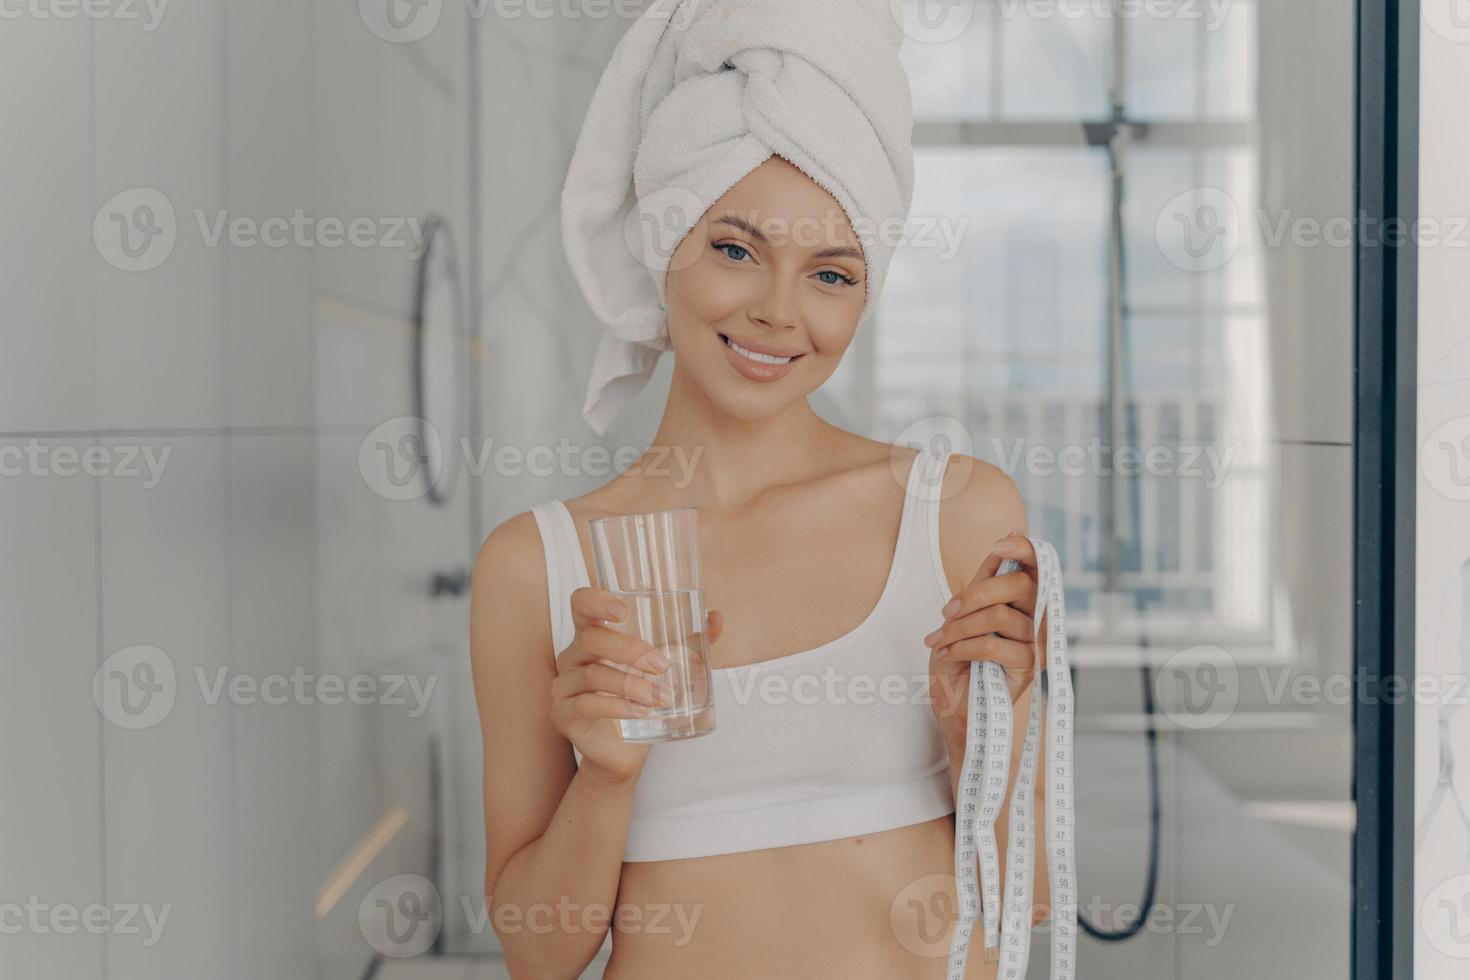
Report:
628,369,855,514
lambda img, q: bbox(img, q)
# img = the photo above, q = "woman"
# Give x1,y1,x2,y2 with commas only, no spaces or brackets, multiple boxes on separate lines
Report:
471,4,1050,977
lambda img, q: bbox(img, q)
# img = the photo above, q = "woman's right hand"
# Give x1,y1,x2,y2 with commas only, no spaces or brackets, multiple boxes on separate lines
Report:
550,586,724,787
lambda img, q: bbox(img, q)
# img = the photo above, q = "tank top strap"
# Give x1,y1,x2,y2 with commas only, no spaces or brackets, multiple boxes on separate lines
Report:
529,500,590,659
895,445,959,604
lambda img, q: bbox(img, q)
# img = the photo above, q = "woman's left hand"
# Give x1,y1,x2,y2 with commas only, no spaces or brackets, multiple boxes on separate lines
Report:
924,531,1046,752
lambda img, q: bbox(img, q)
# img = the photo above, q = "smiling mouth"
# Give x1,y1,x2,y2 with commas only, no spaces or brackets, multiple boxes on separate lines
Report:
718,333,804,365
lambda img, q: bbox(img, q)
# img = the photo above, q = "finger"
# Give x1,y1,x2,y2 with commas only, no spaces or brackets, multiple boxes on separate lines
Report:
962,530,1034,592
560,690,657,720
990,531,1038,572
569,585,633,629
962,549,1007,596
564,661,671,708
707,609,725,645
561,624,664,673
925,602,1033,651
942,567,1037,623
936,633,1036,674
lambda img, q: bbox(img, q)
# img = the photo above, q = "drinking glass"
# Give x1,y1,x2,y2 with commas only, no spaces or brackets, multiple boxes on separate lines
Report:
587,507,716,742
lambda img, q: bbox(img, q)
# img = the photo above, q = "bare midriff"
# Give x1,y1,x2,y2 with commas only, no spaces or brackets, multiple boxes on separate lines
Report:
601,812,998,980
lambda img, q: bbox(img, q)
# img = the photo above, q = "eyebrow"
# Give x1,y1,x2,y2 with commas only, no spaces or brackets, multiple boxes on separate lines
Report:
712,214,866,263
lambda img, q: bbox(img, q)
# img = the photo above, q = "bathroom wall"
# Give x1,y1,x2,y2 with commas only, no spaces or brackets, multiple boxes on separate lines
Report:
0,2,473,978
1415,6,1470,975
449,6,633,964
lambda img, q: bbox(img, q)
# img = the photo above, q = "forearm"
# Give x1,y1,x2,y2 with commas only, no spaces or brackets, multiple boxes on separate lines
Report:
488,767,638,978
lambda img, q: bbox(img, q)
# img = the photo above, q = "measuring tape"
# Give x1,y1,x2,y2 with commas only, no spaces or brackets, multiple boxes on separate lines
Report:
947,538,1077,980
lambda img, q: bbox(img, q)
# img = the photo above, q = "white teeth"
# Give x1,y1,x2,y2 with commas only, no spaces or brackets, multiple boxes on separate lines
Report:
725,337,795,365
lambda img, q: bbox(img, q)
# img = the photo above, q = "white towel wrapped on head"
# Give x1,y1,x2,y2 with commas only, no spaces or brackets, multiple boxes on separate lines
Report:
560,0,916,435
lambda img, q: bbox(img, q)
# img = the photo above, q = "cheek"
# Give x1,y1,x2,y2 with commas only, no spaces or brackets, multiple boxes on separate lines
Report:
667,251,750,329
807,308,860,357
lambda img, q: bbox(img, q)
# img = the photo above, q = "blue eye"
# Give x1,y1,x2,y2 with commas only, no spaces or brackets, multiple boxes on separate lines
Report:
713,242,750,262
817,269,858,286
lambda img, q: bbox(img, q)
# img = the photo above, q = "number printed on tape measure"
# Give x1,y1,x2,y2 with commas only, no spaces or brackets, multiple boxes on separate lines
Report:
946,540,1077,980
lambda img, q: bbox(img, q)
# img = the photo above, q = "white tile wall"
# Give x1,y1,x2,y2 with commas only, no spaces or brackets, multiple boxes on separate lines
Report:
312,1,474,976
1416,13,1470,978
229,434,320,980
94,5,227,430
0,1,473,977
0,438,104,980
458,12,643,958
98,436,233,980
0,21,96,432
226,0,316,429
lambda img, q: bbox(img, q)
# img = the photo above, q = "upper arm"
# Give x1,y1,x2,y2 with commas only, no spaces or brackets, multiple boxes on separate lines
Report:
469,511,578,900
934,454,1028,597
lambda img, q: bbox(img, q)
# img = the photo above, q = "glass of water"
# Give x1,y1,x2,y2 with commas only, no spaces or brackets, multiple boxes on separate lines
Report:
587,507,716,743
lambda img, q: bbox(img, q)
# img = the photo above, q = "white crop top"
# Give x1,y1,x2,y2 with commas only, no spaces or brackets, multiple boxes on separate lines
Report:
529,448,960,862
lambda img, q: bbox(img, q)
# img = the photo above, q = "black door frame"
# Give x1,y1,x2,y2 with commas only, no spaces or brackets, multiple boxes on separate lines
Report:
1353,1,1417,977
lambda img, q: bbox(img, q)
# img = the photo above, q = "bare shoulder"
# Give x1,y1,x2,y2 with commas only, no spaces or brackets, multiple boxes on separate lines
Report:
934,453,1028,596
470,509,554,675
473,510,549,606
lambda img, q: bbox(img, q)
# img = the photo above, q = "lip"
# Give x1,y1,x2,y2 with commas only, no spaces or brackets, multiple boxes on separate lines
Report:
717,332,805,383
718,333,806,359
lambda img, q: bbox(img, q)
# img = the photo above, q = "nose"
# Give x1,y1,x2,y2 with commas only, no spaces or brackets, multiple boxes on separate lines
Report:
746,268,799,333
